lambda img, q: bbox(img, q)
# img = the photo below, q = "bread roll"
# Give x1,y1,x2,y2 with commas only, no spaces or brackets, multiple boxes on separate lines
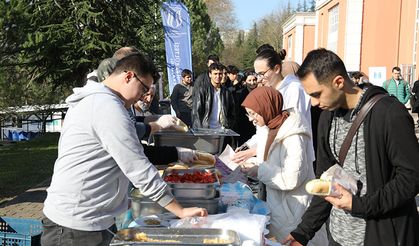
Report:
172,119,188,132
305,179,331,196
189,164,213,169
167,162,189,170
195,152,216,165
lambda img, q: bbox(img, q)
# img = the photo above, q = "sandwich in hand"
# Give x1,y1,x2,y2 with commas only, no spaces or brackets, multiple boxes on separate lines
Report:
305,179,332,196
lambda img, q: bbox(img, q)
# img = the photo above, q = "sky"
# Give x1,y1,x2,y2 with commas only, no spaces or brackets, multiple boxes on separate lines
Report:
231,0,293,30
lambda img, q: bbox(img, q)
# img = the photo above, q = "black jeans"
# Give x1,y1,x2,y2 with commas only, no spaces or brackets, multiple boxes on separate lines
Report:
41,216,116,246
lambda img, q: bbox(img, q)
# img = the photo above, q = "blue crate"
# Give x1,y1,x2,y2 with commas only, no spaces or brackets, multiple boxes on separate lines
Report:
0,217,42,246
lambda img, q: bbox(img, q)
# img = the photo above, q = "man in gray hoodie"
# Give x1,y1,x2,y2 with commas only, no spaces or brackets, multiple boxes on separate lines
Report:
41,53,207,246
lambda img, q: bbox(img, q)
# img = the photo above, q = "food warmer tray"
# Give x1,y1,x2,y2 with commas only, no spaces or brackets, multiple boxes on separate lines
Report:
152,128,239,154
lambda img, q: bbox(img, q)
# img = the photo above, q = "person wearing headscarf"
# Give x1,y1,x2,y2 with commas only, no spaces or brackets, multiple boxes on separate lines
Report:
240,87,328,245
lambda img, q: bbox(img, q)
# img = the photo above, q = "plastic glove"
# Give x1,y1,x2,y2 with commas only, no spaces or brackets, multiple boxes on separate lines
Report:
155,115,177,129
176,147,197,163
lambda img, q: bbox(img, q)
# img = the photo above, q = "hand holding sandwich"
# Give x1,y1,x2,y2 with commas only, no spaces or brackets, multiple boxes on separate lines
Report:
324,183,352,211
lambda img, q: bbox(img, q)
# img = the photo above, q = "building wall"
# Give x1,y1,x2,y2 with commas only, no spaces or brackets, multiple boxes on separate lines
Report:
343,0,363,72
360,0,403,81
289,0,419,83
399,0,417,84
283,27,297,61
317,0,347,57
282,13,316,64
303,25,315,59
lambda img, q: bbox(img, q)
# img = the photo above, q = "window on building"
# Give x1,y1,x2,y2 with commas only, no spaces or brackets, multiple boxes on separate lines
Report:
327,4,339,53
287,35,293,60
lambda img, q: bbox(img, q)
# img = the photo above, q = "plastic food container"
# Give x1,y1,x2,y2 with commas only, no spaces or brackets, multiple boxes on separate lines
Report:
0,217,42,246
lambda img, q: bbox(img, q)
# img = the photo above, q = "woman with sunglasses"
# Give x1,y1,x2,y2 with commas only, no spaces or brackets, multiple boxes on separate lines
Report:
240,87,327,245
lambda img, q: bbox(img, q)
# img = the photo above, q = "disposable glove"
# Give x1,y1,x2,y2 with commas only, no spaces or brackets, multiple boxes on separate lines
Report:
176,147,197,163
155,115,177,129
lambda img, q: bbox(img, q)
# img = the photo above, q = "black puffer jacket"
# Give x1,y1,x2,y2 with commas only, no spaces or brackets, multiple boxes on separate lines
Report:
191,80,236,129
291,86,419,245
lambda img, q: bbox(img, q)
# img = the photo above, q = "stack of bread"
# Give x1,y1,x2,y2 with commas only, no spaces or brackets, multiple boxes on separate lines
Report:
167,151,216,170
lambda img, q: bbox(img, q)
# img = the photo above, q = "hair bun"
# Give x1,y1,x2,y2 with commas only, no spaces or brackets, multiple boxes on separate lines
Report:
278,49,287,60
256,44,275,54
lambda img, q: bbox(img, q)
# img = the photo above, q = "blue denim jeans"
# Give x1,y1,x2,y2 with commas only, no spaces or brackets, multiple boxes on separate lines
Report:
41,216,116,246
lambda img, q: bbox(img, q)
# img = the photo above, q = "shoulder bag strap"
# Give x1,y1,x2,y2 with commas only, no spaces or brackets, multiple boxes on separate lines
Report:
338,94,386,166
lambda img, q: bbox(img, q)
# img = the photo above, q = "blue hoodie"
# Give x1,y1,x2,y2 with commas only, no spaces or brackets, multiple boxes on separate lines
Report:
43,81,173,231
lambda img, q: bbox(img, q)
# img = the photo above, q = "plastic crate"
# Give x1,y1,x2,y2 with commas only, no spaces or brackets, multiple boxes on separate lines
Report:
0,217,42,246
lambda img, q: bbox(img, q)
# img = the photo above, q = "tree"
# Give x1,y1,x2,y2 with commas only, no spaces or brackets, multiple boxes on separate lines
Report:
257,6,293,54
0,0,167,110
296,1,302,12
235,30,245,48
203,0,238,44
310,0,316,12
303,0,307,12
183,0,223,75
240,23,259,68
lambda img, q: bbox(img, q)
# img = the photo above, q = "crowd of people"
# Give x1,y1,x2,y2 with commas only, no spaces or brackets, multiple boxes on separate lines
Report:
40,43,419,246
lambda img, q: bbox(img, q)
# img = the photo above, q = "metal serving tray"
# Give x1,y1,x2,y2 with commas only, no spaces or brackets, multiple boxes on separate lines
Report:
152,129,238,154
163,169,220,189
170,187,217,199
177,197,220,214
110,228,240,246
190,128,239,136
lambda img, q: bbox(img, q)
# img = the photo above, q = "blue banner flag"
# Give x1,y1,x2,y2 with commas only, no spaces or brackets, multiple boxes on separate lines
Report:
161,1,193,94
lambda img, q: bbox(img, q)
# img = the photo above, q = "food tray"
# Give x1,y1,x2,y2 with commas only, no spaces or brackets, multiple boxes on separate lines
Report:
177,197,220,214
110,228,240,246
190,128,239,136
152,129,238,154
170,187,217,199
163,169,220,188
153,131,221,154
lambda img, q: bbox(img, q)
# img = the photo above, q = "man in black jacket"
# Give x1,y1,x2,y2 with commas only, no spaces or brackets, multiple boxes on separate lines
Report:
192,62,236,129
194,54,219,89
282,48,419,246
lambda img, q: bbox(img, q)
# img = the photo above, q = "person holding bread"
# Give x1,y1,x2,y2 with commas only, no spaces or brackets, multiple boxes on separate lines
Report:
240,87,328,245
282,49,419,246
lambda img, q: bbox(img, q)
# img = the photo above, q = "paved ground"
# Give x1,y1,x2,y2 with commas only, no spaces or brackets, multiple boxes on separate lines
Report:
1,111,419,220
0,179,50,220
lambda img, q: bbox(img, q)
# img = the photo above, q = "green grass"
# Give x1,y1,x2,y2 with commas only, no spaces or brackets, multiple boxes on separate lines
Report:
0,133,59,200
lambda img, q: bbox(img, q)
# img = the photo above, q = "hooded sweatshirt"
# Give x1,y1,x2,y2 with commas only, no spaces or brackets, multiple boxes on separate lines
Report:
256,111,328,245
43,81,173,231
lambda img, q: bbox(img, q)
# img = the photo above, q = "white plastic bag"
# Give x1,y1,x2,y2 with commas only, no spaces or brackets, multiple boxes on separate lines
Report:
171,209,268,245
320,164,359,195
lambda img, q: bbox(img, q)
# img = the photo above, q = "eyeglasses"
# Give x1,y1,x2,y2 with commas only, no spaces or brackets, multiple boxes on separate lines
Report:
125,71,150,95
255,68,271,79
245,111,257,120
